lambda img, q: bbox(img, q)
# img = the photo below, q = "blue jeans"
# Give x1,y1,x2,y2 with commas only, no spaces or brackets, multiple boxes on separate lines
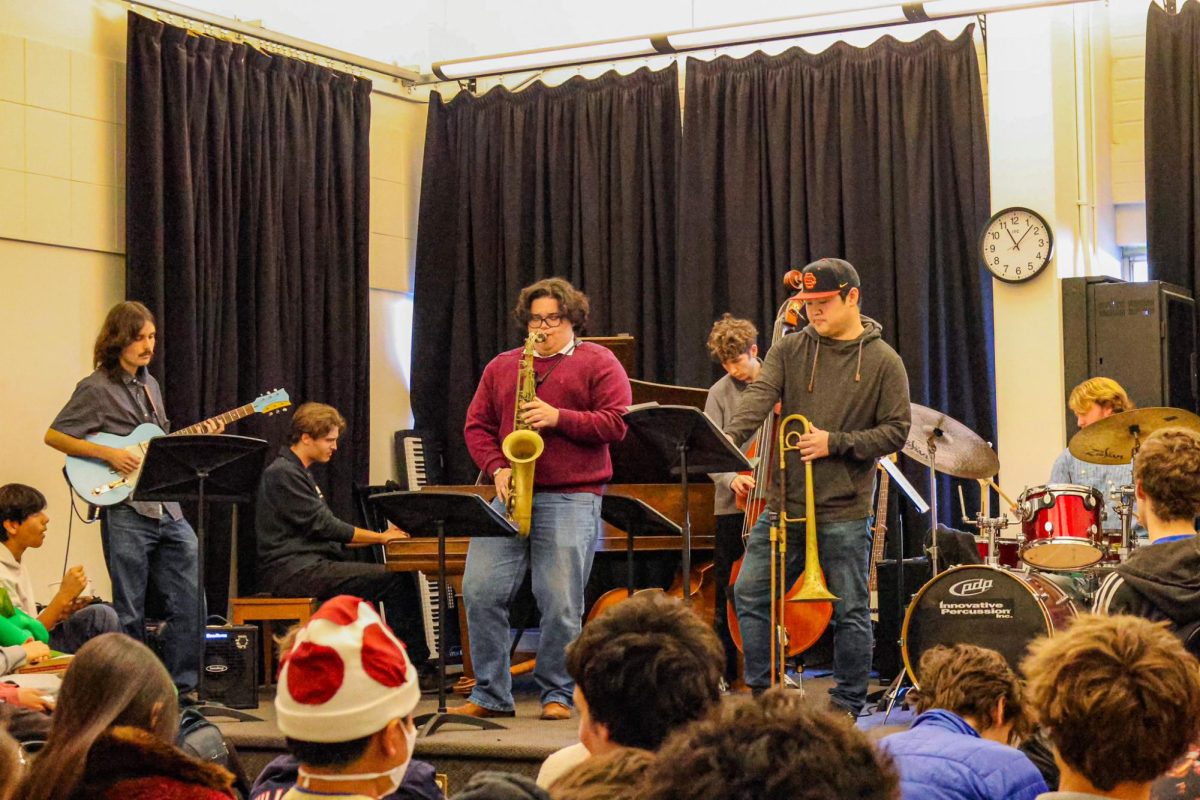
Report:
101,504,202,693
463,492,602,711
48,603,120,654
733,511,872,711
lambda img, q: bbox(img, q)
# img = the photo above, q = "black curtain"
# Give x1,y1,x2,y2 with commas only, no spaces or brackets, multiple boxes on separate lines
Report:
125,13,372,603
411,67,680,484
678,29,994,542
1146,1,1200,293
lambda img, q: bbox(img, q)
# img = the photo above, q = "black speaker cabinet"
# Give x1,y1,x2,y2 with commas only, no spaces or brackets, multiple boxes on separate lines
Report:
1062,277,1197,439
873,557,932,679
200,625,258,709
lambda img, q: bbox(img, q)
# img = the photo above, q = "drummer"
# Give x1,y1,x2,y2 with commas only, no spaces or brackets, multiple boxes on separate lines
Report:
1049,377,1142,537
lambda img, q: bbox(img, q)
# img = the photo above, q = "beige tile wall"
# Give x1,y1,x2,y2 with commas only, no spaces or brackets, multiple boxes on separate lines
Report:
0,33,124,252
1108,1,1145,246
369,92,426,295
367,90,427,484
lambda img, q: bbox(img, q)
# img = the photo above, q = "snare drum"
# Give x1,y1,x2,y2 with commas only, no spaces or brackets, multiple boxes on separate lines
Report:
901,565,1078,687
1017,484,1106,570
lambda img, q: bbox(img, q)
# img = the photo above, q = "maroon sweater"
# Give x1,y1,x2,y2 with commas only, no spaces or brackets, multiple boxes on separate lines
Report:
464,342,632,494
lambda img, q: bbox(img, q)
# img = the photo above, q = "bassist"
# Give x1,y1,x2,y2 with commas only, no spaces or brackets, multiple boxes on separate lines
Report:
43,301,220,698
702,314,763,687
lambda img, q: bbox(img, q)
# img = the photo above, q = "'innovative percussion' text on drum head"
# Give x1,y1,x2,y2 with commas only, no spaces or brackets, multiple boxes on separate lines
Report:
901,565,1077,687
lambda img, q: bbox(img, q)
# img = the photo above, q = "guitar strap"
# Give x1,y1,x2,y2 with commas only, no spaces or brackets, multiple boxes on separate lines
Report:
124,379,161,426
141,383,161,424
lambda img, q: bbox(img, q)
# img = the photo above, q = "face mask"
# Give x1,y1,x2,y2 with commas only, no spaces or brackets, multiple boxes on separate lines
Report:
297,722,417,797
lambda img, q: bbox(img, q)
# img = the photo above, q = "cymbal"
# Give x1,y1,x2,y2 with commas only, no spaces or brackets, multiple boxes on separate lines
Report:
1068,406,1200,465
903,404,999,479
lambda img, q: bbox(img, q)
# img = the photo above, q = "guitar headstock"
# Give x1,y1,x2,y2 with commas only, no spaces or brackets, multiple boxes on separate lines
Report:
254,388,292,416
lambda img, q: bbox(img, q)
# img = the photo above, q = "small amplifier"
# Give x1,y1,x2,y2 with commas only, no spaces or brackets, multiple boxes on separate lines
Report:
873,557,932,679
200,624,258,709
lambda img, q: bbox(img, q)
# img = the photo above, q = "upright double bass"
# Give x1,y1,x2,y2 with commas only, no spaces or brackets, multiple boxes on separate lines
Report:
727,272,837,672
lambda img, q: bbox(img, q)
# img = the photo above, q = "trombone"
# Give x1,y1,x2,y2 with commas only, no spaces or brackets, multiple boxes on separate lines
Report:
770,413,839,686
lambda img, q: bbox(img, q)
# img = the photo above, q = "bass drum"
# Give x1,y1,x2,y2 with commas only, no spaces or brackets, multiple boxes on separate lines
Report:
901,565,1078,688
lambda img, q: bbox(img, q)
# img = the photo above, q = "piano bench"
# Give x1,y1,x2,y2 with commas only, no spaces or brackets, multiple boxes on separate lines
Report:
230,596,318,687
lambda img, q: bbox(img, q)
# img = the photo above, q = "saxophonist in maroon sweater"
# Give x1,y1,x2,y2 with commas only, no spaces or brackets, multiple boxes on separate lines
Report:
451,277,632,722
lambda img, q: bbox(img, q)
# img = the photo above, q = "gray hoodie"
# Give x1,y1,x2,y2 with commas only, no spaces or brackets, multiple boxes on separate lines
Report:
723,316,910,522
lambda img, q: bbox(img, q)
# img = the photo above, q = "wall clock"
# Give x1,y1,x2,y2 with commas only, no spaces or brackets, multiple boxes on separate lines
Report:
979,206,1054,284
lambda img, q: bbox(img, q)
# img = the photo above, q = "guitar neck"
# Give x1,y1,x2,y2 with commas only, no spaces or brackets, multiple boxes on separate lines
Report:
172,403,255,436
868,469,891,593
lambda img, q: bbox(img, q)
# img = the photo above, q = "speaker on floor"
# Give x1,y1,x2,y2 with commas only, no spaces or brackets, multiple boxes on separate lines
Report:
873,557,931,679
200,624,258,709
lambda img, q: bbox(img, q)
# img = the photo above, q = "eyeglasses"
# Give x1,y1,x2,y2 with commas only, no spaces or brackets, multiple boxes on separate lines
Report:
528,313,565,328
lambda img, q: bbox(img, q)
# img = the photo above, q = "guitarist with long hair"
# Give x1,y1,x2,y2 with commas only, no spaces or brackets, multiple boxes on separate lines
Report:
43,301,221,699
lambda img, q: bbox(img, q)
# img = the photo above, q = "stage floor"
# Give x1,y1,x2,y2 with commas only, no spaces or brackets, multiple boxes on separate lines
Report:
213,671,914,794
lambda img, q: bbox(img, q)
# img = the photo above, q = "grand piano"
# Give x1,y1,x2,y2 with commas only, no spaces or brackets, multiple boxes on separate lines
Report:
384,348,721,679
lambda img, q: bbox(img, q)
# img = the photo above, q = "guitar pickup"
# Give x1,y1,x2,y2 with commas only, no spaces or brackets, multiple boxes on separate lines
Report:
93,478,128,496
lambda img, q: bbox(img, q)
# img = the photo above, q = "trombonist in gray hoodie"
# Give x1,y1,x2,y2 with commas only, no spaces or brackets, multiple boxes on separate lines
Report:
723,258,911,715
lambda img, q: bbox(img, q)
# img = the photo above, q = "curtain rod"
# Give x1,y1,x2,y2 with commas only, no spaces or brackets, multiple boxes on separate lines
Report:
423,0,1095,84
124,0,420,84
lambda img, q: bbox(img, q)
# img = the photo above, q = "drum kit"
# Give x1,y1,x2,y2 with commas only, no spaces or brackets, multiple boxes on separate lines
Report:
894,403,1200,690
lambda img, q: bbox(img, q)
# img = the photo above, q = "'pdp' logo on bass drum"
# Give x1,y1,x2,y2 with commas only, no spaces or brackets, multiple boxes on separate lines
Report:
948,578,994,597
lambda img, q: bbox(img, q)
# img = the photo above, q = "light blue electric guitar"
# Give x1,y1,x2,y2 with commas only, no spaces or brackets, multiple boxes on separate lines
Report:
65,388,291,506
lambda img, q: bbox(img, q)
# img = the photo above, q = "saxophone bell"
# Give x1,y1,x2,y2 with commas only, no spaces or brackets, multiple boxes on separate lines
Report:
503,330,547,536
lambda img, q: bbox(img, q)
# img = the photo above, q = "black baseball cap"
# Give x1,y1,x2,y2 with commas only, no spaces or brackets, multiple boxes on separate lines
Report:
792,258,860,299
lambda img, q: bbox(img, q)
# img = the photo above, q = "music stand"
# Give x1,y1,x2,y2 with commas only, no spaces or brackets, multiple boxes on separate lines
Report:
601,495,683,597
622,406,750,604
371,490,517,737
871,458,929,721
133,434,270,722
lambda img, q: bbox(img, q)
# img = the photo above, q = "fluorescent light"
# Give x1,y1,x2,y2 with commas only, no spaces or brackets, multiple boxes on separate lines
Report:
434,38,659,80
668,6,909,49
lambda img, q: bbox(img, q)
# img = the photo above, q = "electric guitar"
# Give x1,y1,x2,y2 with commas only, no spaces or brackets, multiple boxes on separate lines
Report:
868,455,894,622
65,388,291,506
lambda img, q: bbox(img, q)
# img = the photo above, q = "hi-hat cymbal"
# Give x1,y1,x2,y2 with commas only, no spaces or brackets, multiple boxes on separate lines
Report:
903,403,999,479
1068,406,1200,465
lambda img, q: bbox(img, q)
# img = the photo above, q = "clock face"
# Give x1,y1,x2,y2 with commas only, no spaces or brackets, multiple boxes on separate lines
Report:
980,207,1054,283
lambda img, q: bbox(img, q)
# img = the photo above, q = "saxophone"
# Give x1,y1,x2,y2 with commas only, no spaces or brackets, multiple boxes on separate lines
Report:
502,331,546,536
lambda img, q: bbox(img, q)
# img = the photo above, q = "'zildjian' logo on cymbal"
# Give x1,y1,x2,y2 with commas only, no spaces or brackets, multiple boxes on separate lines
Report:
1084,447,1127,461
905,440,930,459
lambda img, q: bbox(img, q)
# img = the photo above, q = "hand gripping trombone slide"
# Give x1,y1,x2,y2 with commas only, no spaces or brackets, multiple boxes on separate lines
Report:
771,414,839,686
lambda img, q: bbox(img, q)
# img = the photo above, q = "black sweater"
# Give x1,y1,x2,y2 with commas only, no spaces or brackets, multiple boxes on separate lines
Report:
255,448,355,581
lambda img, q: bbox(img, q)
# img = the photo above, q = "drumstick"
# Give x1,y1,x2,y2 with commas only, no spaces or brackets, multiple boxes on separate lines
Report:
988,478,1018,509
976,478,990,517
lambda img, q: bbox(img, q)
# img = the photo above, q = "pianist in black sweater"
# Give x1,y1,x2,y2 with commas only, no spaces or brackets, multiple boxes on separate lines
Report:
255,401,430,666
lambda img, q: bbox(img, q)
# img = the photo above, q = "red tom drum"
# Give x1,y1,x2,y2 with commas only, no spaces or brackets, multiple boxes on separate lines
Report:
1017,484,1106,570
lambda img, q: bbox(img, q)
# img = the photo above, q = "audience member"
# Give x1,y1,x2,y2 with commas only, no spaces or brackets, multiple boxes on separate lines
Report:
548,746,653,800
0,638,52,711
0,727,20,800
537,590,723,787
1153,743,1200,799
879,644,1046,800
0,483,119,653
21,632,236,800
1094,427,1200,631
268,595,432,800
453,772,551,800
639,687,899,800
251,616,442,800
1023,614,1200,799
